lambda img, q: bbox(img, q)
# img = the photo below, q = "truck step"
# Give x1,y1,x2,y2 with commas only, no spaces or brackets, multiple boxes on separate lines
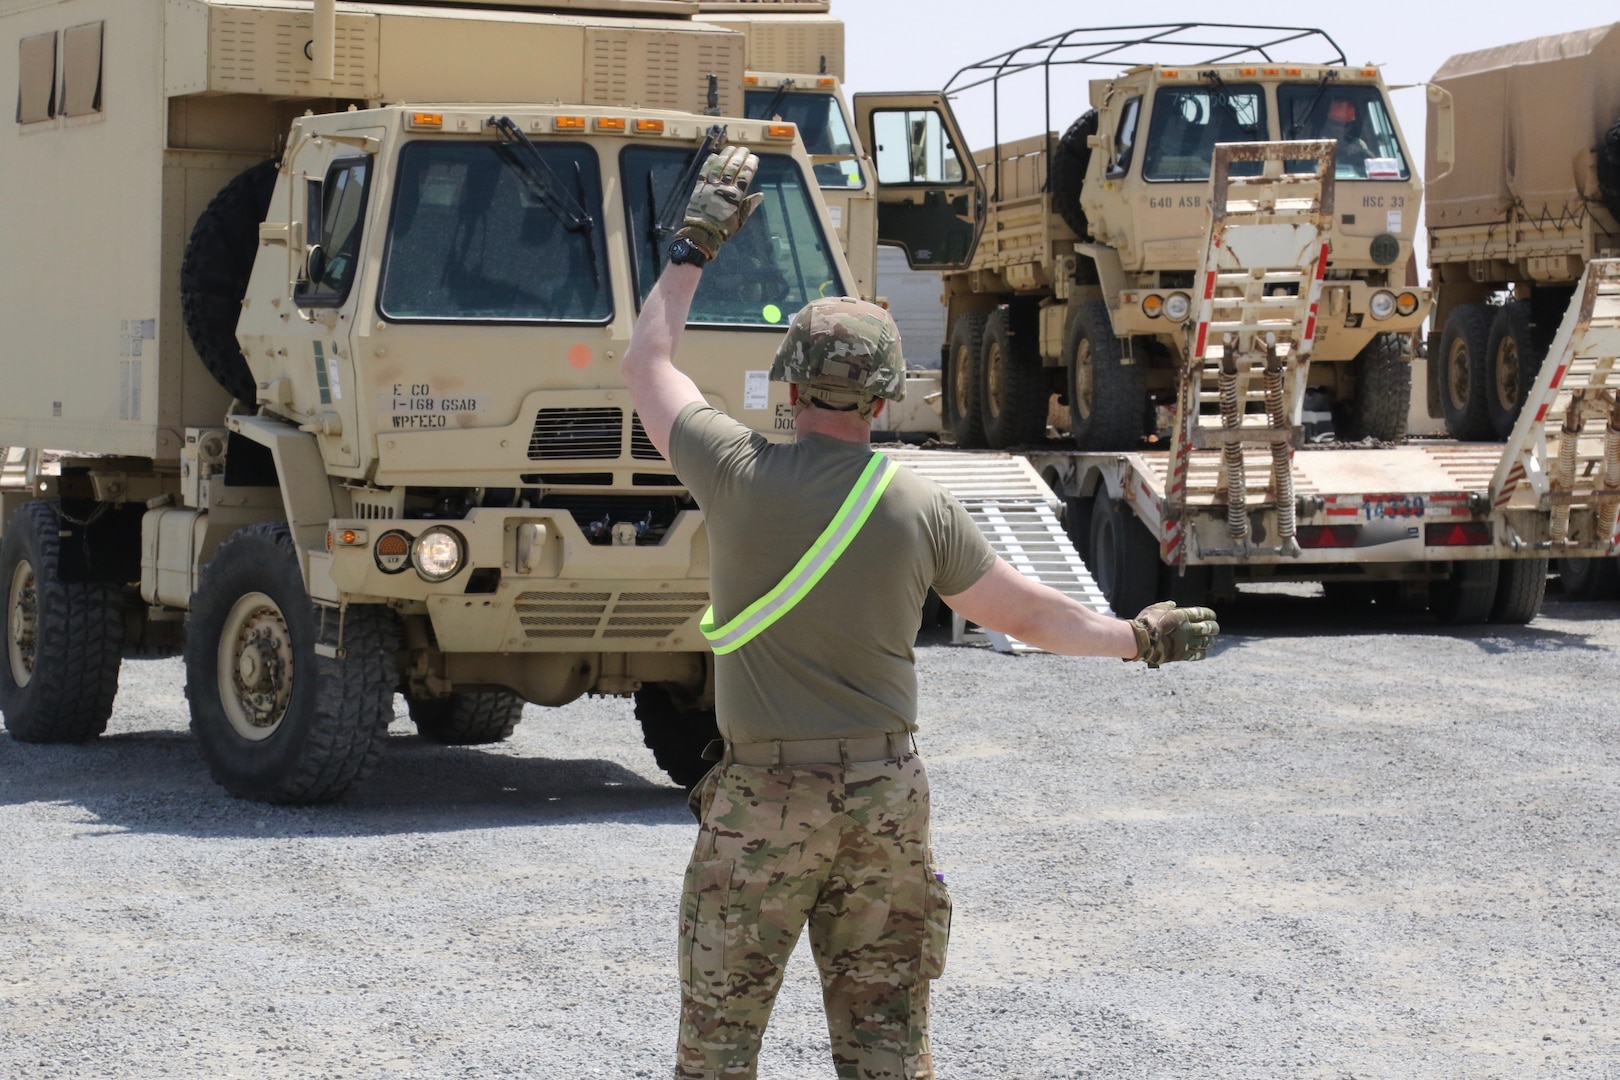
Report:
884,449,1109,653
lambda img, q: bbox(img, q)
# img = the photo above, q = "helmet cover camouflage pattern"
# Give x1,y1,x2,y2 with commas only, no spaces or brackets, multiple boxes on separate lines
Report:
769,297,906,403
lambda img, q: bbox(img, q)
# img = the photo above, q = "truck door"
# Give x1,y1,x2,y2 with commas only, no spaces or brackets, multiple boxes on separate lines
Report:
852,92,984,270
287,128,384,471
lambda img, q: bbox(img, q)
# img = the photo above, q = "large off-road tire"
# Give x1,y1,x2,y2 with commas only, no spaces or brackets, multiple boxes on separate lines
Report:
1597,114,1620,222
1438,304,1495,441
1089,491,1161,617
409,691,525,745
945,313,989,448
1430,559,1500,625
978,306,1048,448
0,502,123,743
1485,301,1544,439
186,522,398,804
1490,557,1548,624
1050,110,1098,239
1340,332,1410,442
634,685,720,790
1555,556,1620,601
180,160,279,406
1064,494,1096,566
1064,299,1145,450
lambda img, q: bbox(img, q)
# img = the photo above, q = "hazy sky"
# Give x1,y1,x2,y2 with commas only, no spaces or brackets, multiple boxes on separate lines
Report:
838,3,1618,187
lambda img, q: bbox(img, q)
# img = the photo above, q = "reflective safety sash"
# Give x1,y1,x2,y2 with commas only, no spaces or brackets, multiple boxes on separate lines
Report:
700,453,900,655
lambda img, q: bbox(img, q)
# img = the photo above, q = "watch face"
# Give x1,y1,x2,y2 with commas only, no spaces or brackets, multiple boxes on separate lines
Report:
668,238,705,266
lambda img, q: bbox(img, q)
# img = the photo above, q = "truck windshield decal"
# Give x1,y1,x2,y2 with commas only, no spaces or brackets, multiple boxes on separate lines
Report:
377,141,611,324
1142,83,1266,183
622,148,845,327
1278,84,1409,181
743,90,864,190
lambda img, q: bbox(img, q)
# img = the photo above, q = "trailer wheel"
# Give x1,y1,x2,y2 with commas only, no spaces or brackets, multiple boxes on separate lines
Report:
186,522,398,803
1341,332,1410,442
408,691,525,745
945,314,989,448
1554,556,1620,601
1089,491,1161,617
979,306,1048,447
1490,557,1548,624
1598,114,1620,223
0,502,123,743
1064,300,1145,451
180,160,280,406
1430,559,1500,625
1064,495,1095,565
1051,110,1097,239
1438,304,1494,440
634,685,720,790
1485,302,1544,439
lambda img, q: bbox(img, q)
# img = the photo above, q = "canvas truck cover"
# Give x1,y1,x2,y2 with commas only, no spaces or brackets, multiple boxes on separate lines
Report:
1427,22,1620,228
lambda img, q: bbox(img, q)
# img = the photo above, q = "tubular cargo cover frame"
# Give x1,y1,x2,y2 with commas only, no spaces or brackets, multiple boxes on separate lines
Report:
941,23,1347,202
1489,258,1620,552
1165,140,1337,564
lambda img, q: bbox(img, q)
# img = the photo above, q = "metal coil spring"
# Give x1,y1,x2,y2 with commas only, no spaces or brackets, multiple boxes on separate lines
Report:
1598,408,1620,541
1549,406,1585,542
1264,362,1295,541
1219,359,1248,540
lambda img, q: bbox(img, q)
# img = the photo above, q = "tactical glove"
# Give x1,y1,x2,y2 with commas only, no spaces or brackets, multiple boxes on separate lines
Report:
675,145,764,259
1127,601,1220,669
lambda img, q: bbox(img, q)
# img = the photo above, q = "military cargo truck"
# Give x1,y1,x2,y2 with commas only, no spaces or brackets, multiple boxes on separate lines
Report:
0,0,982,802
936,24,1430,453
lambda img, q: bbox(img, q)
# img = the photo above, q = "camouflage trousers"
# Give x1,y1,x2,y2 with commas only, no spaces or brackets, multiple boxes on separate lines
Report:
675,753,951,1080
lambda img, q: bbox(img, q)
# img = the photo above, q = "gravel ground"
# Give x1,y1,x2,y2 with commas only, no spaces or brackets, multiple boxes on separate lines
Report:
2,590,1617,1079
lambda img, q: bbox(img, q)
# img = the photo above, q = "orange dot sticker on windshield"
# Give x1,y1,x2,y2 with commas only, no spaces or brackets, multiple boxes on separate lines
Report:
567,344,592,369
762,304,783,324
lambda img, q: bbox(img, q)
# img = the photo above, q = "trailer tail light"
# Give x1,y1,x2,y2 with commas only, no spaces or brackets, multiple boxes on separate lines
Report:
1426,522,1492,546
1297,525,1359,549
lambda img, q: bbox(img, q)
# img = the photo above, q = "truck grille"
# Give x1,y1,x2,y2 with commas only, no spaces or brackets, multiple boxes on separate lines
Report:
528,408,624,460
629,414,664,460
515,589,709,642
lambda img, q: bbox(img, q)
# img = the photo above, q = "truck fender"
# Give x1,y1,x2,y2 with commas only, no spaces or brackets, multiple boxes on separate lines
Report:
226,415,335,584
1076,243,1127,316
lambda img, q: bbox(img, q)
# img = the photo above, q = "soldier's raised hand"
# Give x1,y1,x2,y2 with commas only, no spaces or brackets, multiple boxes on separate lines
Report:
677,145,764,259
1127,601,1220,669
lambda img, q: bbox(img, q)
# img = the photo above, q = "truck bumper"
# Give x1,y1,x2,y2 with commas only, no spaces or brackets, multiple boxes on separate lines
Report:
321,506,712,654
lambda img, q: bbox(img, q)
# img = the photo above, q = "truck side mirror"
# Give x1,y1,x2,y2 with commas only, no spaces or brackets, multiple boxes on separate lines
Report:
303,243,326,287
1427,83,1455,183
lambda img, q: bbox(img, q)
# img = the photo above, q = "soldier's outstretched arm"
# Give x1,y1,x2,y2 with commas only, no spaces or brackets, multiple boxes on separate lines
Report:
940,557,1219,668
622,263,705,461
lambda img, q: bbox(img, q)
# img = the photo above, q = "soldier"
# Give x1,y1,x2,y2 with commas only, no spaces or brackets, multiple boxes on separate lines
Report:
621,146,1219,1080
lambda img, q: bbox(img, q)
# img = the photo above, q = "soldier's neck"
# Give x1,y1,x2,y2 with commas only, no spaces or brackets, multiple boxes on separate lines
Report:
794,407,872,445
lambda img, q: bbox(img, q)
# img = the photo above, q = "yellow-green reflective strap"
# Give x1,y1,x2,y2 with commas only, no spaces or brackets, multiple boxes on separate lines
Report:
701,453,899,655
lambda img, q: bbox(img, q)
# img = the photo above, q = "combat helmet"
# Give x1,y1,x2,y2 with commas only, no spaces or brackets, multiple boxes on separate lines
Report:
769,296,905,412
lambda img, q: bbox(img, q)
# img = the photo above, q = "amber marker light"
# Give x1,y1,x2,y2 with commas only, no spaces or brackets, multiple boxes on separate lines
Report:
1285,67,1303,76
595,117,626,132
1264,68,1280,76
744,75,759,85
553,116,586,131
818,77,836,87
635,118,665,134
1396,292,1421,317
766,123,796,140
1360,68,1378,77
1240,68,1257,76
1142,294,1164,319
409,112,443,130
1162,69,1179,78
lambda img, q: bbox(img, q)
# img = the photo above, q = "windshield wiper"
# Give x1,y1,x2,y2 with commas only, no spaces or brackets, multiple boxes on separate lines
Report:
1200,71,1260,140
645,123,729,262
755,78,797,124
487,115,600,287
1286,70,1340,140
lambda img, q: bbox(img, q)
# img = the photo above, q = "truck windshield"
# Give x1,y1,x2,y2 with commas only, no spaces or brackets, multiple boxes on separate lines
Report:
1278,84,1409,180
744,90,864,189
1142,83,1266,182
622,147,845,327
379,141,612,323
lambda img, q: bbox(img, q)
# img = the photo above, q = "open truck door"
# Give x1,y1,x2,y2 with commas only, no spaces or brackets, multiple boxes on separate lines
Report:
853,92,984,271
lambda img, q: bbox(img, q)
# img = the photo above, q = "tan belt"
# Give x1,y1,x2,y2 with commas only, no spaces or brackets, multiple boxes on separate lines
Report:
703,732,914,767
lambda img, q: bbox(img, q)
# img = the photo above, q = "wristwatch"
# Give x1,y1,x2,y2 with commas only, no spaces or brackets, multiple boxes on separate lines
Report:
667,236,709,269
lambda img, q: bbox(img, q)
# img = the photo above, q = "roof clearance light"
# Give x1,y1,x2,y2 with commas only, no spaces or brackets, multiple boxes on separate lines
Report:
1361,68,1378,77
595,117,626,132
744,75,759,85
1264,67,1280,76
766,123,796,140
1396,292,1420,317
409,112,443,129
1426,522,1492,547
1285,67,1302,76
1240,68,1257,76
635,118,665,134
554,116,586,131
1162,69,1178,78
817,77,836,87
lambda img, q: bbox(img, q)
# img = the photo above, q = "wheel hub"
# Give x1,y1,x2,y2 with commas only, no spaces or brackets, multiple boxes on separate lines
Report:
953,345,971,417
985,342,1004,418
217,592,294,740
7,559,38,688
1448,340,1470,408
1074,340,1095,421
1495,338,1519,411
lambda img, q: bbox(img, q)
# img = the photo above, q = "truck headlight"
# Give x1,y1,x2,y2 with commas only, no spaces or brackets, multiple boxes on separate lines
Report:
1368,290,1397,320
412,527,466,582
1163,292,1192,322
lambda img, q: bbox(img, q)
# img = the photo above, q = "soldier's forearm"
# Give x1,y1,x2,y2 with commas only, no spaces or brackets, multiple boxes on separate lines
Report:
624,263,703,377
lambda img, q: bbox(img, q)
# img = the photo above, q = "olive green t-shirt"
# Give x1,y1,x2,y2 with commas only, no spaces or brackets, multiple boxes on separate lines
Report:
669,402,996,743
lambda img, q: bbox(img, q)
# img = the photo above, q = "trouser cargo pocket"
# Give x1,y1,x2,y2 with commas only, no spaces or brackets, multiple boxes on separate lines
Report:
679,858,734,1006
921,871,952,980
